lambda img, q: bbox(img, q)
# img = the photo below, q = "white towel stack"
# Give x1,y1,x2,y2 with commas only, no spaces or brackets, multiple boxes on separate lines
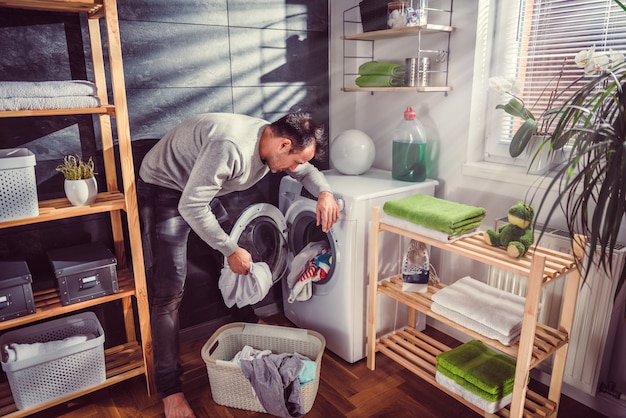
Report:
0,80,101,111
431,276,535,346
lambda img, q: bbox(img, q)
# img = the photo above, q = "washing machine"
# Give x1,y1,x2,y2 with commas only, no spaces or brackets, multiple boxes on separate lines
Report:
280,168,437,363
226,168,437,363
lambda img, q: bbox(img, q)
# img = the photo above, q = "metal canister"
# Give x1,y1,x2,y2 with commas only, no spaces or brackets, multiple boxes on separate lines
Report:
405,58,418,87
419,56,430,87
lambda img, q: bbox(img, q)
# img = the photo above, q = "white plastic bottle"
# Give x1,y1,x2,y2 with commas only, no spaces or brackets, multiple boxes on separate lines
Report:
392,106,427,182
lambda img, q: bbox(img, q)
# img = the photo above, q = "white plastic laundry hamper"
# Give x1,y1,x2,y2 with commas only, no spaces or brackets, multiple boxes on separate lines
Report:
0,148,38,222
0,311,105,410
202,322,325,414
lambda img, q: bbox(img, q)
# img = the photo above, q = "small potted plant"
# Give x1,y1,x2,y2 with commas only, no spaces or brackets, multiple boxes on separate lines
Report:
55,154,98,206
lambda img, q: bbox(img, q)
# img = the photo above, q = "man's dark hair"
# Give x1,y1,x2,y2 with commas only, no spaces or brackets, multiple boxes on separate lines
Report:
271,112,327,160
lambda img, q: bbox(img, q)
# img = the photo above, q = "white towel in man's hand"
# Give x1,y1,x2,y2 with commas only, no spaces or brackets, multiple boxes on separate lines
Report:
219,262,272,308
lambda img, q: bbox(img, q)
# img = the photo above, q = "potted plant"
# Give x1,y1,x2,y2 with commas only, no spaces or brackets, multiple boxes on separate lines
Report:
55,154,98,206
496,18,626,303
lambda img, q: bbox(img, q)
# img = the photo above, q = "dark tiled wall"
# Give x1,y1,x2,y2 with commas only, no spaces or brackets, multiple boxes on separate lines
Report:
0,0,329,329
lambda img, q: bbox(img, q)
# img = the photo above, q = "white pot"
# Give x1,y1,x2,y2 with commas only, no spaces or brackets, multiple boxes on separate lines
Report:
64,177,97,206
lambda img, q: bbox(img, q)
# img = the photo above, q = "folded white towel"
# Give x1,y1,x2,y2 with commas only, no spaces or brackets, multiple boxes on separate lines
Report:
431,276,531,338
431,302,520,345
3,335,90,363
0,80,98,98
436,371,512,414
380,213,481,243
0,96,101,111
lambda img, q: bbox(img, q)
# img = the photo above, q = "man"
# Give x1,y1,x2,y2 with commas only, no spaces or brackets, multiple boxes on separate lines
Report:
137,112,339,417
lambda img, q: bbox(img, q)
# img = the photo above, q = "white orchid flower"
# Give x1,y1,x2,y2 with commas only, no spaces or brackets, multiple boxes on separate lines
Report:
488,76,522,95
609,49,625,65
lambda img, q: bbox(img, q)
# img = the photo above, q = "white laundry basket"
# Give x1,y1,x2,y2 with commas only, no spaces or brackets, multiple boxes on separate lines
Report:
0,148,38,222
202,322,325,414
0,312,105,410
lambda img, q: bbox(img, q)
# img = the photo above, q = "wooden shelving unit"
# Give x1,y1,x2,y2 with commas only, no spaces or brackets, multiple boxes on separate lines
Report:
367,206,581,418
0,0,153,416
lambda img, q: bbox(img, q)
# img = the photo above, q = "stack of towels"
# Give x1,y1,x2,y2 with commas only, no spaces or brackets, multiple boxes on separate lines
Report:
436,339,519,413
0,80,101,111
355,61,405,87
431,276,532,346
382,194,486,242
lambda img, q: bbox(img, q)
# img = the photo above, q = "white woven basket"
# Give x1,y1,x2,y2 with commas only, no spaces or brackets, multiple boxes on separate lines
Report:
0,312,105,410
201,322,325,414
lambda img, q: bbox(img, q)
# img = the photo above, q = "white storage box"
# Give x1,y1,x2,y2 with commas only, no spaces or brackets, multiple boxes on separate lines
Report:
0,148,38,222
0,312,105,410
202,322,325,414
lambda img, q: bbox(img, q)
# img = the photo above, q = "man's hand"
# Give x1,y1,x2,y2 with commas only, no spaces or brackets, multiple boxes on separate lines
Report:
227,247,252,274
316,191,339,232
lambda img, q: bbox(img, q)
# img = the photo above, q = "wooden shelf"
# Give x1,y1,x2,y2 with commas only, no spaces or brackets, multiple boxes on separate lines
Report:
342,24,455,41
0,270,136,332
0,105,116,118
0,0,103,15
0,0,154,411
367,206,582,417
0,340,145,417
375,326,558,418
0,192,126,229
378,276,569,370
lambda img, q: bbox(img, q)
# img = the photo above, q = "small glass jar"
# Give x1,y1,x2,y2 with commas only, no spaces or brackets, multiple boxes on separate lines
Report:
387,2,408,29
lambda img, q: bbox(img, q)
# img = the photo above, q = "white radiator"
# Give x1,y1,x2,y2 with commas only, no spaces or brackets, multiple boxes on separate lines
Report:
488,217,626,395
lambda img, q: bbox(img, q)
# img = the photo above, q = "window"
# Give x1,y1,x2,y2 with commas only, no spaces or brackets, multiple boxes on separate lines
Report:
468,0,626,166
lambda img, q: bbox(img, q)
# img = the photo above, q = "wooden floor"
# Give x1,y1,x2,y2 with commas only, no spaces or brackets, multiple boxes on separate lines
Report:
29,313,608,418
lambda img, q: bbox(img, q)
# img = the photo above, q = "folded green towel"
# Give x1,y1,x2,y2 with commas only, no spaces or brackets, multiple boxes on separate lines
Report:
436,363,512,402
383,194,486,235
358,61,406,77
436,340,516,397
355,75,405,87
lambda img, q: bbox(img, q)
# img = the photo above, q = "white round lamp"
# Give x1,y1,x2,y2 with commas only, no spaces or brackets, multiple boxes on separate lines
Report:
330,129,376,175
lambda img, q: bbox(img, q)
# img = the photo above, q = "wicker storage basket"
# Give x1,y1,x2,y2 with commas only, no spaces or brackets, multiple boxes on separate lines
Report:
201,322,325,414
0,312,105,410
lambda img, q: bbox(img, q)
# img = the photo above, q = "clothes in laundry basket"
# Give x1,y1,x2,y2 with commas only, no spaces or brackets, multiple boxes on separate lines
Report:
240,352,308,418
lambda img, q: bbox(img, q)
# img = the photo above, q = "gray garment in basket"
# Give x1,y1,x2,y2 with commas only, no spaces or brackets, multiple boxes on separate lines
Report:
240,352,305,417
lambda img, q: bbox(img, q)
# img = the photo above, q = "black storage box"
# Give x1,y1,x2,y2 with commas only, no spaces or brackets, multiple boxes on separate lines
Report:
47,242,119,306
359,0,388,32
0,260,36,321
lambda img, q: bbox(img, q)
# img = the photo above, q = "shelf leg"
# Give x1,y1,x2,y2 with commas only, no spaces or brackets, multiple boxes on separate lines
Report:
510,253,546,418
548,267,581,413
367,206,382,370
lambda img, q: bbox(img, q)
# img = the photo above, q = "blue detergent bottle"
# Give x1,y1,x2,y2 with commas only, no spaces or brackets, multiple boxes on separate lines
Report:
392,106,427,182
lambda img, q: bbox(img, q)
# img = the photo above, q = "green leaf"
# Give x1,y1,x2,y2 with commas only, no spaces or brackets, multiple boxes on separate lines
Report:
509,119,538,157
497,98,534,120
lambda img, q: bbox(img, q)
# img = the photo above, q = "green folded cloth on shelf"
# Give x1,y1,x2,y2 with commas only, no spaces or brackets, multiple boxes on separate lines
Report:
355,75,405,87
382,194,486,235
436,340,517,399
358,61,406,77
436,363,512,402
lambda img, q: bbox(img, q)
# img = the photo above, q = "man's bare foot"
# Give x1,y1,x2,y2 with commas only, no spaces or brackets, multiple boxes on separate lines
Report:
163,392,196,418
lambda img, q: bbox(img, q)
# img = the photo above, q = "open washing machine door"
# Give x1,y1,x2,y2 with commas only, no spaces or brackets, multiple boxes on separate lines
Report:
283,198,339,296
227,203,289,284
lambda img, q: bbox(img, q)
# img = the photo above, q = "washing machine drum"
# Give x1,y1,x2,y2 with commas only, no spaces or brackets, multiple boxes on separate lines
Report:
228,203,289,284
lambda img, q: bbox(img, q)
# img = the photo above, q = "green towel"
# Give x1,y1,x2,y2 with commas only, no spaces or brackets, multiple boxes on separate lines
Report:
436,363,512,402
382,194,486,235
436,340,516,397
355,75,405,87
358,61,406,77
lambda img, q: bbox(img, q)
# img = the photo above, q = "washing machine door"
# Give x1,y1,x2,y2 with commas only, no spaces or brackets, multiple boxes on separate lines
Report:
284,198,339,296
227,203,289,284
